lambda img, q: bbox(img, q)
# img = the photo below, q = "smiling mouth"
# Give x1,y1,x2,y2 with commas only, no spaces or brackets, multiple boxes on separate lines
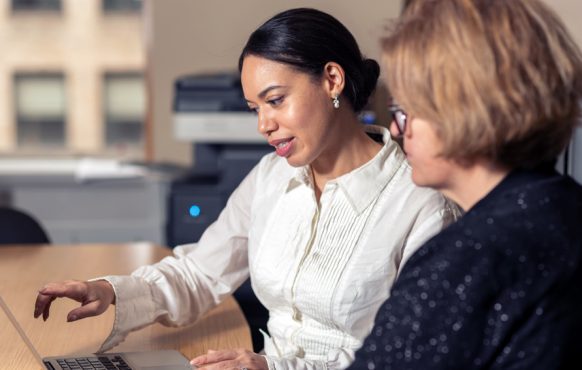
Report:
269,137,292,147
271,138,294,157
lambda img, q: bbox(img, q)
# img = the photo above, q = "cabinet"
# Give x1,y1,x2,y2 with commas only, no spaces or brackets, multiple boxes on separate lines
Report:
0,168,173,245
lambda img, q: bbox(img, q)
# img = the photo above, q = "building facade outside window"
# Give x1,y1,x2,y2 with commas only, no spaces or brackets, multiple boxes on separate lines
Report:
103,0,141,12
11,0,61,11
14,73,66,148
0,0,145,158
104,73,145,149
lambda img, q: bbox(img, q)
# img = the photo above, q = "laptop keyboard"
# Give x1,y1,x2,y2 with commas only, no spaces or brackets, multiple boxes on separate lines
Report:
56,355,132,370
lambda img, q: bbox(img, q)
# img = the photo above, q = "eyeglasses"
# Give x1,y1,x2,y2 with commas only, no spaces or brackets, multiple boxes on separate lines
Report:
389,105,407,135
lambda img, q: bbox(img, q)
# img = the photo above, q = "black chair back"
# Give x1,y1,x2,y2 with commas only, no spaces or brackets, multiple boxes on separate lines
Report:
0,207,50,244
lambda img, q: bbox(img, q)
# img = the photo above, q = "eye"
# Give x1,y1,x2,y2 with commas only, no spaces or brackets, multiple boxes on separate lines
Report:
247,105,259,114
267,96,284,106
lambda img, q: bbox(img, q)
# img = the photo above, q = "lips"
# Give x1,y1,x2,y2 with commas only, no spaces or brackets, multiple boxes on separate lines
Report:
269,137,295,157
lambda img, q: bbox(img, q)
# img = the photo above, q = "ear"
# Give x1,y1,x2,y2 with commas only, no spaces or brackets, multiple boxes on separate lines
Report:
322,62,345,99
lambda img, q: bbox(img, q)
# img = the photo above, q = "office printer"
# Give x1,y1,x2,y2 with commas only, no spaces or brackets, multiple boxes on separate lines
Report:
170,73,270,350
173,73,262,144
169,72,269,245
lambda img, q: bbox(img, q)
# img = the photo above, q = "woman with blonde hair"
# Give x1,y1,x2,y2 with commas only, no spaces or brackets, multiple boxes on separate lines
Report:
350,0,582,369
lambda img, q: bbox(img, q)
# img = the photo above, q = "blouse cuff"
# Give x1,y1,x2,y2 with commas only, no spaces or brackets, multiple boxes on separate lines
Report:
91,275,156,353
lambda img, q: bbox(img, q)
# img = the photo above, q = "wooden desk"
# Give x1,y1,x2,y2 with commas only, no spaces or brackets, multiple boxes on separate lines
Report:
0,244,252,369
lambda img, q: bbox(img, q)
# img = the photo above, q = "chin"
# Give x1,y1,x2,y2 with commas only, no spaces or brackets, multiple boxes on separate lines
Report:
411,171,433,188
412,171,450,192
285,156,308,168
284,150,315,168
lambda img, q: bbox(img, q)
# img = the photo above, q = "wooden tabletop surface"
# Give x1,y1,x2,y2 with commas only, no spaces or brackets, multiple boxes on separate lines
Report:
0,243,251,369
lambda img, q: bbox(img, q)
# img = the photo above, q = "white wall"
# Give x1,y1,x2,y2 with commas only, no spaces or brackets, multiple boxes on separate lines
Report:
544,0,582,46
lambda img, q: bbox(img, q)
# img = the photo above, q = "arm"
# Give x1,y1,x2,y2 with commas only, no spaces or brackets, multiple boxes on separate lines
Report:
97,164,259,351
35,161,261,353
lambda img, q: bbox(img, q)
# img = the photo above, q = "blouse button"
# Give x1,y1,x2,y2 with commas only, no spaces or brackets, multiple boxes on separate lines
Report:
296,347,305,358
292,306,302,321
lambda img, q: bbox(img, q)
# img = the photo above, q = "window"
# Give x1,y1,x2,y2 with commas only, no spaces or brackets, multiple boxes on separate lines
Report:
14,73,66,148
103,0,142,12
104,73,145,148
11,0,61,11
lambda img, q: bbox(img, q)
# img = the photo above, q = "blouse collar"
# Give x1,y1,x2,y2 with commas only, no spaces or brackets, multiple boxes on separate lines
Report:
287,125,407,214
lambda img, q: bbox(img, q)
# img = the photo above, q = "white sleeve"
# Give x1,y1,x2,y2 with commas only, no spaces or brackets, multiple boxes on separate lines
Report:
263,347,355,370
400,192,457,269
96,163,259,352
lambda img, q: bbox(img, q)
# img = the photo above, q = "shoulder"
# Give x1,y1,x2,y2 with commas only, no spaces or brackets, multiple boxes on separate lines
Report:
480,173,582,247
404,174,582,285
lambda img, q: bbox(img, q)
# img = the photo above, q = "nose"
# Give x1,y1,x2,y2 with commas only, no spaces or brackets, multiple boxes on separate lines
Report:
257,110,277,137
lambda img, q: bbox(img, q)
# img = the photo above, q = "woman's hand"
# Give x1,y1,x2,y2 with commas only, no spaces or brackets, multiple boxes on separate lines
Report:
33,279,115,322
190,349,268,370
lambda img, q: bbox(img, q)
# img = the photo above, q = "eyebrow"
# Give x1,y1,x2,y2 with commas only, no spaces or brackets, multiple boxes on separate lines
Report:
246,85,286,104
259,85,286,99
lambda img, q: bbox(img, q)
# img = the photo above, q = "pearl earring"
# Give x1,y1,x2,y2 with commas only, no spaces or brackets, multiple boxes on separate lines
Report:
332,95,340,109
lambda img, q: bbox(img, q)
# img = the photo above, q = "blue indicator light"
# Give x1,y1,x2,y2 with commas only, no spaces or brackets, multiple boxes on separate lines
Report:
189,205,201,217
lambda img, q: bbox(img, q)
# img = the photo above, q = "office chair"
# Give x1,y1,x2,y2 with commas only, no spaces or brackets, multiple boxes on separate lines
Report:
0,207,50,244
233,279,269,352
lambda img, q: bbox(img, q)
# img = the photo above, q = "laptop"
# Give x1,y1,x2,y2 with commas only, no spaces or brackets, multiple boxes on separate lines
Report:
0,295,193,369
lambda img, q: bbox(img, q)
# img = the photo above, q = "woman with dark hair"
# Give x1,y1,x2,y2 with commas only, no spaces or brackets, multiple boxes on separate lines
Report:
34,8,454,370
350,0,582,369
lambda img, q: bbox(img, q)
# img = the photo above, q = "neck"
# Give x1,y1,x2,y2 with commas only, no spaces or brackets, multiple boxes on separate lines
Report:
311,115,382,200
441,160,511,211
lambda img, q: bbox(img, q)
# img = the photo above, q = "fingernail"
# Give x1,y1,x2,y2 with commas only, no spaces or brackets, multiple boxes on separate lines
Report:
190,359,201,366
67,315,77,322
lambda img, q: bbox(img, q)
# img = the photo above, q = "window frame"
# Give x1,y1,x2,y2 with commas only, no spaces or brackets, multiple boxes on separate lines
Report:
13,72,67,150
11,0,62,12
102,0,142,13
102,71,145,150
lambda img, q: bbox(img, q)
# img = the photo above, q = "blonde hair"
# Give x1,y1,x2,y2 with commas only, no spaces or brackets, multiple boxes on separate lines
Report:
384,0,582,168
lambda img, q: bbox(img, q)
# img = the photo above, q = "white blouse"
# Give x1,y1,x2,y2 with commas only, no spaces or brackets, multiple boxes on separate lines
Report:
100,125,455,370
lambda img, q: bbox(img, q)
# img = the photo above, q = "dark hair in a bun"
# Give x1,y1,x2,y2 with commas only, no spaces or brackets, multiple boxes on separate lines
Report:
239,8,379,112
